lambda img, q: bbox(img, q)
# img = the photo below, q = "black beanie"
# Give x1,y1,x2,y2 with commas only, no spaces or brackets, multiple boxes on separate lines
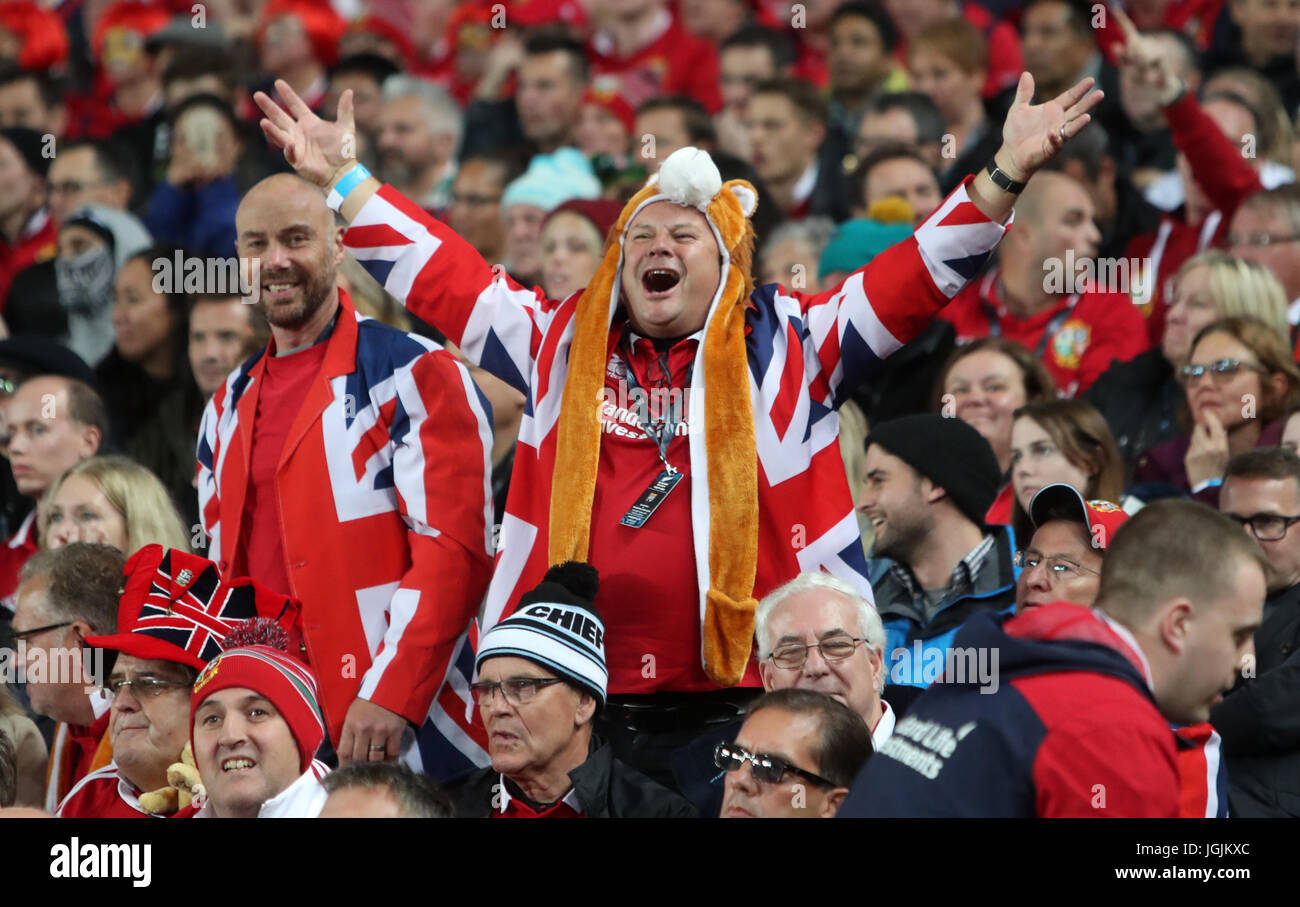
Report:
864,414,1002,527
0,127,51,179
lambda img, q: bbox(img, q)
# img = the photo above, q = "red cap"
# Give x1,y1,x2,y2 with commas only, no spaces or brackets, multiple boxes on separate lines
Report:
581,85,636,134
259,0,347,67
91,1,171,61
0,1,70,70
85,545,302,671
1029,484,1130,550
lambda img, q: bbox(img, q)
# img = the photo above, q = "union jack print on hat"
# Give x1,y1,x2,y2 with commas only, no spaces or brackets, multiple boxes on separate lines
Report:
85,545,302,671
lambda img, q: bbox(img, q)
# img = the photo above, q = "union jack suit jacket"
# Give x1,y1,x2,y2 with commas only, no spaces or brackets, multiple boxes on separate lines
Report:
196,290,495,744
339,179,1007,694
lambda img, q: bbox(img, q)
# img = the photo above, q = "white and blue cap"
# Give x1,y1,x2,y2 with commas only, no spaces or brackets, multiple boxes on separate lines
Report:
475,562,608,707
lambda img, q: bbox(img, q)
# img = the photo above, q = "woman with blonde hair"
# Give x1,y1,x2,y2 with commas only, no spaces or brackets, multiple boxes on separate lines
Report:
1087,251,1292,470
1135,316,1300,504
38,455,192,555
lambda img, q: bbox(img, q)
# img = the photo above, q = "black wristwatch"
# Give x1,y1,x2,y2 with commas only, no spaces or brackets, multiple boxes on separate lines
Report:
985,160,1026,195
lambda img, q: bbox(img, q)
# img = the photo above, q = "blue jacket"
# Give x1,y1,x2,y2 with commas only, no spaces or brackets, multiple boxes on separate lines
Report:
869,524,1019,689
145,176,239,258
838,602,1181,817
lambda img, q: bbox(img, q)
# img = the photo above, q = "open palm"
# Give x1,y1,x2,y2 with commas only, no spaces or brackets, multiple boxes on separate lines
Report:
1000,72,1104,179
254,78,358,188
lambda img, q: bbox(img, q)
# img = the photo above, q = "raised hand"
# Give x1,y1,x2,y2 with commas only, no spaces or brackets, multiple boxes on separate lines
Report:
254,78,358,189
1112,5,1183,107
997,71,1105,181
1185,410,1231,488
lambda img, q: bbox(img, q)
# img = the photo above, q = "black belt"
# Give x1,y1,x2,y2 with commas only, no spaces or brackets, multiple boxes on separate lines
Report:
601,688,761,733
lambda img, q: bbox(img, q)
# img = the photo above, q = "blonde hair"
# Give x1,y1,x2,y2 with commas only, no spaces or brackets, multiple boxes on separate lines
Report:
1176,251,1290,344
38,456,192,555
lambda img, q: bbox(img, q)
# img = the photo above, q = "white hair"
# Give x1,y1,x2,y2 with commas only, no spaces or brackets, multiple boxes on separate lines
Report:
381,74,464,146
754,572,886,668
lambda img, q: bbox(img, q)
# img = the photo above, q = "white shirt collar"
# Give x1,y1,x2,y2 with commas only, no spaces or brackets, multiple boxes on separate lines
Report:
871,700,895,750
88,686,112,720
791,161,819,207
497,773,583,815
1288,296,1300,326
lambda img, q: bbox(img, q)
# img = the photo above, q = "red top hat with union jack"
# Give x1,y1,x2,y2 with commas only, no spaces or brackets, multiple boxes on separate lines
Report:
86,545,303,671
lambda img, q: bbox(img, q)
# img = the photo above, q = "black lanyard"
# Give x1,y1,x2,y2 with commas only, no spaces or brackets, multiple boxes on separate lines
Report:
619,332,695,471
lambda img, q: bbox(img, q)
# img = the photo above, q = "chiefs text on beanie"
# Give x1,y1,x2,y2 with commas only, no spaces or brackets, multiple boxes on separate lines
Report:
476,561,608,707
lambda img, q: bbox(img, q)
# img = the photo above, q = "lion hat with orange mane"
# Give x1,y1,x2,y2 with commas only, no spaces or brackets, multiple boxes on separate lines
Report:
549,146,761,686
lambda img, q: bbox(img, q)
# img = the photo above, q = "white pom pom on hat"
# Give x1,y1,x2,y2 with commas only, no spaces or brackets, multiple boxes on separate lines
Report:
650,146,723,212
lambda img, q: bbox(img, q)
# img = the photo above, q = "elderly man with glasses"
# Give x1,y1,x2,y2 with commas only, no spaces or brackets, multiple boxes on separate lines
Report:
58,545,299,817
717,688,872,818
447,563,695,818
1213,447,1300,816
8,543,123,811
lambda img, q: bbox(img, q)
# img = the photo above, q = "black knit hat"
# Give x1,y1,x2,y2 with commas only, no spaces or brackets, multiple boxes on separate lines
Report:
475,562,607,707
864,414,1002,527
0,127,51,179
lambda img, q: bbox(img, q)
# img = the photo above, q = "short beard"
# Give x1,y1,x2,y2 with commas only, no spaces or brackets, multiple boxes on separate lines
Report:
258,263,336,330
872,500,934,567
376,154,413,188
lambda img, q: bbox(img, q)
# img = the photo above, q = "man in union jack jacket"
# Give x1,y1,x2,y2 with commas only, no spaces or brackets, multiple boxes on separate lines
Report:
196,170,495,769
254,70,1101,783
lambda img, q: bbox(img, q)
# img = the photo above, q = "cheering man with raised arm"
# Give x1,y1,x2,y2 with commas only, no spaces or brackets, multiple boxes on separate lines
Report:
254,72,1101,785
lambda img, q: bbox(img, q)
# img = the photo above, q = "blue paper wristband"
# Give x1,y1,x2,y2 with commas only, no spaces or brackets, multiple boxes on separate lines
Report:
326,163,372,210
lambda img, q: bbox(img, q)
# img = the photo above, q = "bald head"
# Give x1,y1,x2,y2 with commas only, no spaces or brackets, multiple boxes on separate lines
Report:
237,173,335,235
236,174,344,334
1004,171,1100,281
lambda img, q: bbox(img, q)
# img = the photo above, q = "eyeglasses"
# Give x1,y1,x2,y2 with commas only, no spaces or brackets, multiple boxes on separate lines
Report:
713,741,838,788
469,677,565,707
1226,512,1300,542
767,634,868,670
1179,358,1267,386
1227,231,1300,248
1014,549,1099,579
7,620,73,642
106,676,191,698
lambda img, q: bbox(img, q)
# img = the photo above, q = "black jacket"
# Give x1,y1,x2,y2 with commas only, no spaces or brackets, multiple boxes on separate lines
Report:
1083,348,1183,475
1210,583,1300,817
447,737,697,818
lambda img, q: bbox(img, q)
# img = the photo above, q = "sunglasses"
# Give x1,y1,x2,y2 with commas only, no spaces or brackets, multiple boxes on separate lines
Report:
713,741,837,788
1178,358,1266,386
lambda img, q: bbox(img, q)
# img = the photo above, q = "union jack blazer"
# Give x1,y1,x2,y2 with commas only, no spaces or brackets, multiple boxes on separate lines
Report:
338,179,1008,685
196,289,495,747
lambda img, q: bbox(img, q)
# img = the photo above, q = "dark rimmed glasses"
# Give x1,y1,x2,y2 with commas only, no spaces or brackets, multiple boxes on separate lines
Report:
1225,512,1300,542
469,677,566,707
713,741,838,788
